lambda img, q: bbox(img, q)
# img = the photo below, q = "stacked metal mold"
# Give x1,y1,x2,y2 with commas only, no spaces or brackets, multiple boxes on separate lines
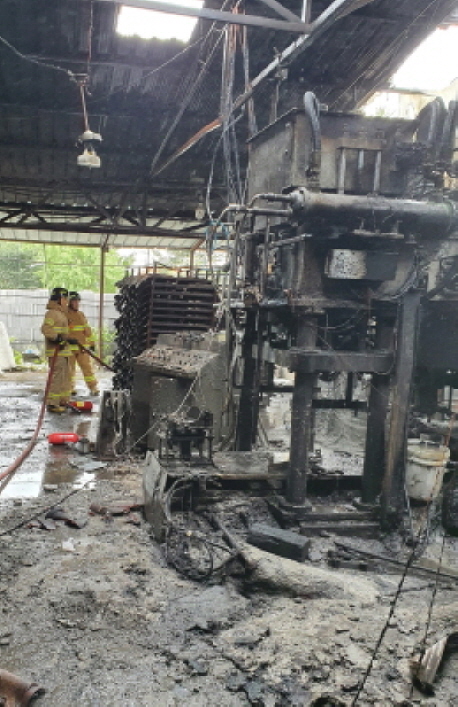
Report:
113,277,150,390
113,274,217,390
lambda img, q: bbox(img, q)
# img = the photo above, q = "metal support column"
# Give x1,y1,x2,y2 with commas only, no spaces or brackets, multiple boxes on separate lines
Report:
235,232,263,450
98,245,107,361
381,292,421,528
362,317,394,504
235,308,259,450
287,314,317,505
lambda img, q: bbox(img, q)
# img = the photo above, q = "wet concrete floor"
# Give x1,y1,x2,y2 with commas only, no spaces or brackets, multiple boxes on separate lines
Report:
0,370,109,501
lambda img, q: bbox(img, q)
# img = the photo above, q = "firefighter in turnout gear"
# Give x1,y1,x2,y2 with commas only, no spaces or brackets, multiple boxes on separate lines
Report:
41,287,76,413
67,291,100,396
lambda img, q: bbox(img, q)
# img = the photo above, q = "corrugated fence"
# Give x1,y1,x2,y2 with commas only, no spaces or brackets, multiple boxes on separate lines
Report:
0,289,116,352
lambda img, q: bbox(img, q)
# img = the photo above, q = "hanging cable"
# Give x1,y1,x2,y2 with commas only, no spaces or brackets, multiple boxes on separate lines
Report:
0,33,76,80
79,80,90,133
87,0,94,78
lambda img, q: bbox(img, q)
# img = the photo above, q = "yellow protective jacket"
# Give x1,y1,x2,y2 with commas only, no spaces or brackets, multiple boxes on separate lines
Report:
41,301,72,357
67,309,95,352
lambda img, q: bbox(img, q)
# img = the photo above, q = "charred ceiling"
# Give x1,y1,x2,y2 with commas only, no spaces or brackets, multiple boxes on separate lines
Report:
0,0,455,247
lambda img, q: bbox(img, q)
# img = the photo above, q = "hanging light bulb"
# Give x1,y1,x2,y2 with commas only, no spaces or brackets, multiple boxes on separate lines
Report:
77,130,102,168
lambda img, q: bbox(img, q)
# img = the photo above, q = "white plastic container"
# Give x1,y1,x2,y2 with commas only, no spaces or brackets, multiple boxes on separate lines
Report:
0,321,15,370
406,438,450,502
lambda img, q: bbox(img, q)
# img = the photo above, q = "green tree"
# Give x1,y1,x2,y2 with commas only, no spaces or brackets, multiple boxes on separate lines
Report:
0,243,43,288
0,242,133,292
40,245,132,293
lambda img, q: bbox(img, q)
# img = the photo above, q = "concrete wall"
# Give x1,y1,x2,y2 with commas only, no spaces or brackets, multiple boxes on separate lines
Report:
0,289,117,352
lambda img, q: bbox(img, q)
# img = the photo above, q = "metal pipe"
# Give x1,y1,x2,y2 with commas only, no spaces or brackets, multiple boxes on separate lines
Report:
248,193,294,207
290,188,458,236
373,150,382,193
337,148,346,194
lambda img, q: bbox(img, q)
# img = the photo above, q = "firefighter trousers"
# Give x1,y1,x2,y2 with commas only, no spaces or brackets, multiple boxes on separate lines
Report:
47,356,71,406
69,350,98,391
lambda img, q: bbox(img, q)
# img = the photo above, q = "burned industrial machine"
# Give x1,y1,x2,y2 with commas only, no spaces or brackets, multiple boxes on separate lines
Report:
226,93,458,526
111,93,458,532
130,331,230,454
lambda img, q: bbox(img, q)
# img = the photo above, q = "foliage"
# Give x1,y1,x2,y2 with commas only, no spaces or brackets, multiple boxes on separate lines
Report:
93,325,117,362
0,242,133,292
41,246,133,293
0,243,43,288
12,348,23,366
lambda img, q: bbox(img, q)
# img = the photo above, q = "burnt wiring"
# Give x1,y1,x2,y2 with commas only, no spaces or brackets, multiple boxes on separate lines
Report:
164,478,236,581
351,542,418,706
352,483,450,705
354,458,452,703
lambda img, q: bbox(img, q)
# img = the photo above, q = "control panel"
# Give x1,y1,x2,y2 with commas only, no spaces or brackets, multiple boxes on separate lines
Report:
135,345,218,379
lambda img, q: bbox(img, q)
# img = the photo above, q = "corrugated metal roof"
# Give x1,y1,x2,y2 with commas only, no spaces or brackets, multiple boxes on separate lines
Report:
0,229,204,249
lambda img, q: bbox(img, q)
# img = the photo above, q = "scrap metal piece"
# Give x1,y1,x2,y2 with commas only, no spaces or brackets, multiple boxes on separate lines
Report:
248,523,311,562
0,669,45,706
89,502,143,517
411,632,458,693
143,451,168,541
45,508,86,529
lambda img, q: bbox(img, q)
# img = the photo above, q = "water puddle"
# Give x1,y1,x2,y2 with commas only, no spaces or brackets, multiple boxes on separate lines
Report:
0,379,103,501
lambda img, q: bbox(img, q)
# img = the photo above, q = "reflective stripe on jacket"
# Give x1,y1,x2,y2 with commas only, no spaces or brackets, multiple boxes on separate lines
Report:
41,301,72,357
67,309,94,351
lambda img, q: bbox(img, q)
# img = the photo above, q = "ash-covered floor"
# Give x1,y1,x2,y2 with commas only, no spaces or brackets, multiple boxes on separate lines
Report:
1,370,458,706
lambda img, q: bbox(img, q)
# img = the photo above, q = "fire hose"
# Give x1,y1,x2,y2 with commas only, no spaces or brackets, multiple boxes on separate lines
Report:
0,345,60,491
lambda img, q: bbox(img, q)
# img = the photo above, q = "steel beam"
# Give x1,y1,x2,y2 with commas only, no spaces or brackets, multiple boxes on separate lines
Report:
362,318,394,504
381,292,421,528
289,349,393,374
98,0,310,32
287,316,317,505
255,0,301,22
0,220,204,240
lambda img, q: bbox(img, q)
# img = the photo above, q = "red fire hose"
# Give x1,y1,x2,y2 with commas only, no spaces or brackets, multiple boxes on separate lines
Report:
0,346,60,491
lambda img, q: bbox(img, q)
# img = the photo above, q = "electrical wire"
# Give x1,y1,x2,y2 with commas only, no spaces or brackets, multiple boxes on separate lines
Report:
351,547,417,704
0,33,76,81
150,18,229,176
87,0,94,79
